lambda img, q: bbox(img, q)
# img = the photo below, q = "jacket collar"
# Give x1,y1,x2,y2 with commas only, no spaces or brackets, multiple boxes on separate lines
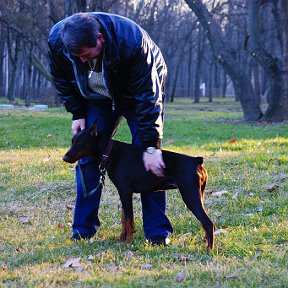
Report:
90,12,120,67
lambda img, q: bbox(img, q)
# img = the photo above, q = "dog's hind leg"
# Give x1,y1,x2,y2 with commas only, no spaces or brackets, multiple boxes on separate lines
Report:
197,164,208,201
178,176,215,249
117,191,135,244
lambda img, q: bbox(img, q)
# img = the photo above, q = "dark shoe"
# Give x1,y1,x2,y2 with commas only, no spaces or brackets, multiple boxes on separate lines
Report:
148,236,170,246
70,233,94,241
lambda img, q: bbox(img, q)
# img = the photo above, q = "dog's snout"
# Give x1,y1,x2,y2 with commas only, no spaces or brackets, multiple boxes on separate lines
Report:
63,154,74,163
197,157,204,164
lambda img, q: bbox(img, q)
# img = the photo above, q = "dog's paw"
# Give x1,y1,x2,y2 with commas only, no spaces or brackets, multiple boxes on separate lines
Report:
117,234,126,242
124,235,133,244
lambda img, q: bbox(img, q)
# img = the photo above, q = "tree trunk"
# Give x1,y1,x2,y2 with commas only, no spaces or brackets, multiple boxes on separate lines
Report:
170,57,182,102
0,26,5,90
252,60,261,105
76,0,87,12
194,27,204,103
7,33,21,101
187,37,193,97
213,62,221,97
280,0,288,119
184,0,263,121
24,45,33,106
247,0,287,121
222,71,227,98
207,63,212,102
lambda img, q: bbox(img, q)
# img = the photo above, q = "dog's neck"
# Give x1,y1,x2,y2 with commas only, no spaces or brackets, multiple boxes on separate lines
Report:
91,134,114,160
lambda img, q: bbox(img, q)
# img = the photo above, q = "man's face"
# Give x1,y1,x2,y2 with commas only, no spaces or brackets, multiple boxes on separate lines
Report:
73,33,104,62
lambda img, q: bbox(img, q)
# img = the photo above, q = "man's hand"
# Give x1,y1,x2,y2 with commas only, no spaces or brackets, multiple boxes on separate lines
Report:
71,118,86,135
143,149,166,177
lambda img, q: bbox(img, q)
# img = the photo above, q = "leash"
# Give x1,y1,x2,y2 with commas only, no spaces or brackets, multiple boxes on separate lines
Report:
77,116,123,198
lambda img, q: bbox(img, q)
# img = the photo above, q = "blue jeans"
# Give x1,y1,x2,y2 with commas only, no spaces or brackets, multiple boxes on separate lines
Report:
72,102,173,240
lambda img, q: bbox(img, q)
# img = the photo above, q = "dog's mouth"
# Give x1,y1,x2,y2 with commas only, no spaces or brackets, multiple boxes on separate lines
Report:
62,154,76,164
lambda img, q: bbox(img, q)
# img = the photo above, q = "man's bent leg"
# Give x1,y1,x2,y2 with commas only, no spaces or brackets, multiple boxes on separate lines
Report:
73,158,101,239
72,102,118,239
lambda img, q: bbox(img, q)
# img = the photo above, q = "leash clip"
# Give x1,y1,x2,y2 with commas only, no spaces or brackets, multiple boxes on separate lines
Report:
98,154,108,187
99,155,108,172
99,173,106,186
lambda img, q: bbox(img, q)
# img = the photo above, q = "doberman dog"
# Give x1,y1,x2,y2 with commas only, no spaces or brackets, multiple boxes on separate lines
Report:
63,122,215,249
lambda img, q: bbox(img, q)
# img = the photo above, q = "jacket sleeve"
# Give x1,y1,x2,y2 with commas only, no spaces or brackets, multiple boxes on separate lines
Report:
48,43,86,120
127,37,167,150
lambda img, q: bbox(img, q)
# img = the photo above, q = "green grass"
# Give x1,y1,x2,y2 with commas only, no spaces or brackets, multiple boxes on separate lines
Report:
0,98,287,287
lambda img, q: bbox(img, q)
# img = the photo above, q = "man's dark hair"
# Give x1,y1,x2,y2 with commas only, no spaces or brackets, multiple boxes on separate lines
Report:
61,13,101,54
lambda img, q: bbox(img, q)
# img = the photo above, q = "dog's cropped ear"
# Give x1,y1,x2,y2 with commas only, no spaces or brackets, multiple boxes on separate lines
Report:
90,120,98,137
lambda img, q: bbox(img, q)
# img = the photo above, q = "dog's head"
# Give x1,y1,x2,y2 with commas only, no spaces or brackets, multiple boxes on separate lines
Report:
63,121,98,163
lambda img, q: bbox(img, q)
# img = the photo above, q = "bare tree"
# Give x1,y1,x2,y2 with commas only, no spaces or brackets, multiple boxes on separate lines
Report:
280,0,288,120
246,0,288,121
1,0,284,116
193,25,205,103
184,0,263,121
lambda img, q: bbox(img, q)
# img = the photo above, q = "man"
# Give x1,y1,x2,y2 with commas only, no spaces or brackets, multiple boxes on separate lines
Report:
48,12,173,245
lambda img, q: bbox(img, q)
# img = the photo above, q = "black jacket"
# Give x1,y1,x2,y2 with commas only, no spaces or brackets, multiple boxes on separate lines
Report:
48,12,167,149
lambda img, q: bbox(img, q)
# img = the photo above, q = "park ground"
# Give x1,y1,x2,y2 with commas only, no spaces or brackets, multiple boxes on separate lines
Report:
0,98,287,287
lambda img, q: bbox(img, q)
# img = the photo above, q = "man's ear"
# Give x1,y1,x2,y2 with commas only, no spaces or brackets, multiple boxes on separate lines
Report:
90,121,98,136
97,32,104,42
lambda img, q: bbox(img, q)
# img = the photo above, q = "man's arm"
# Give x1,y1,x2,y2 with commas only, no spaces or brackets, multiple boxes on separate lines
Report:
48,42,86,121
127,35,167,176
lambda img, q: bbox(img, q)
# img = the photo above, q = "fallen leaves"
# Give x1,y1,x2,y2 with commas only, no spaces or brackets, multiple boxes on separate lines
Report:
205,181,281,201
253,252,262,260
175,271,186,282
267,184,279,193
68,166,76,171
165,138,174,145
211,190,229,197
63,257,82,268
62,257,87,274
215,273,239,280
87,255,94,261
205,189,229,197
109,266,121,273
42,156,57,167
204,189,213,195
245,204,264,215
232,191,239,199
177,254,191,262
255,205,263,213
57,223,65,229
117,201,123,212
139,264,153,270
66,204,73,210
18,216,29,224
225,274,239,279
178,232,192,244
124,250,134,259
214,229,226,236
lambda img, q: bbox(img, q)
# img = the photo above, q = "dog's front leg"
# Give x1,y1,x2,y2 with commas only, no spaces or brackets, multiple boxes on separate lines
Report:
123,214,135,244
117,191,135,244
117,210,127,242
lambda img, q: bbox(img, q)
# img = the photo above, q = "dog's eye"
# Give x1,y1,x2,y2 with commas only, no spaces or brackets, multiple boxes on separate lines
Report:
71,136,79,145
74,138,83,146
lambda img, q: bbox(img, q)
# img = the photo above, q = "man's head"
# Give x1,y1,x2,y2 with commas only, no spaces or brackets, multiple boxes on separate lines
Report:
61,13,104,62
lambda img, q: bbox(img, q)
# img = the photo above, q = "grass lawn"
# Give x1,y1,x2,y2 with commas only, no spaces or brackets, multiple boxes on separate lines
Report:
0,98,287,287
